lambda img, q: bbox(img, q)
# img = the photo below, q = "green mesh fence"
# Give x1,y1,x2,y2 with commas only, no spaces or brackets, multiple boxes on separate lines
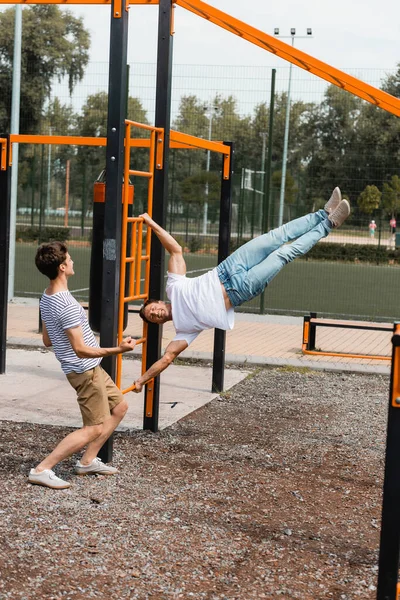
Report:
3,60,400,321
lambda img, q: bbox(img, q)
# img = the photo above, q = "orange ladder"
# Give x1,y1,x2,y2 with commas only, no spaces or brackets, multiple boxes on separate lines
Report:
116,120,164,396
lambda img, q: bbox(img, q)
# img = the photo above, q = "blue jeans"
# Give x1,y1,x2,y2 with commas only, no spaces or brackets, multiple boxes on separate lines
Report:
216,209,332,307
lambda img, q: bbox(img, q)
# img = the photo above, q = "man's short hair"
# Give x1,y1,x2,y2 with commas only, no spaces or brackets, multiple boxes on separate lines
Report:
139,299,160,324
35,241,68,281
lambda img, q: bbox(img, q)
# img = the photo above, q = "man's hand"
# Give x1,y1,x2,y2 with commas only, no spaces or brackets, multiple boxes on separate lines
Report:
139,213,154,227
133,380,143,393
119,336,136,353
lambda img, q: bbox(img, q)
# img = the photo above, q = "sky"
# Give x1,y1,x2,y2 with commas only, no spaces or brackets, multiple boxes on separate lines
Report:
66,0,400,71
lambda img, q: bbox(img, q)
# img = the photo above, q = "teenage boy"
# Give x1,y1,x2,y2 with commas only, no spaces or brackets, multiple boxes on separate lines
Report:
30,242,136,489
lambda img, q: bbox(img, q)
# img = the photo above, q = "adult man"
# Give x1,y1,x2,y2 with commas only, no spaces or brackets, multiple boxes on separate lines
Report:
31,242,136,489
134,188,350,393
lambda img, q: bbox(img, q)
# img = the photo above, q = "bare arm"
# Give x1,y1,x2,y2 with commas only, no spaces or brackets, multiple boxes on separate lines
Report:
140,213,186,275
42,321,52,348
132,339,188,393
65,326,136,359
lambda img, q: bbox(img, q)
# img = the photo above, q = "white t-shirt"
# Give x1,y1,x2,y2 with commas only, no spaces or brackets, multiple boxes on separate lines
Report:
165,268,235,346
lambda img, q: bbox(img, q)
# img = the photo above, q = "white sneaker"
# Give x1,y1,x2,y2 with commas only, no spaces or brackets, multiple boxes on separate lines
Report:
324,187,342,214
75,457,119,476
28,468,71,489
328,199,351,228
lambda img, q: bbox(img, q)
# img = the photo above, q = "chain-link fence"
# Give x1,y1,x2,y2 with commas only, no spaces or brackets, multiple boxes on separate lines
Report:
3,61,400,320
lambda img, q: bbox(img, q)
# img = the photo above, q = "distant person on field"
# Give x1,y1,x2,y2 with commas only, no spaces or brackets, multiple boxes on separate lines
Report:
30,242,136,489
390,217,396,240
133,188,350,393
369,219,377,237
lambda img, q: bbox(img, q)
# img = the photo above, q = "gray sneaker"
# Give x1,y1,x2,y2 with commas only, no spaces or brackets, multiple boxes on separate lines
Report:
324,187,342,214
328,199,350,228
28,468,71,489
75,457,119,476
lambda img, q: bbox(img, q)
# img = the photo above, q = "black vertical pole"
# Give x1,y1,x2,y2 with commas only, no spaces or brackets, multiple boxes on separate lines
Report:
0,135,11,374
98,0,129,462
212,142,234,393
260,69,276,314
143,0,173,432
377,325,400,600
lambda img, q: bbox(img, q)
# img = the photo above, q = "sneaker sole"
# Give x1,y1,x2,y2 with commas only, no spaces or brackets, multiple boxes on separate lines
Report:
75,470,118,476
28,479,71,489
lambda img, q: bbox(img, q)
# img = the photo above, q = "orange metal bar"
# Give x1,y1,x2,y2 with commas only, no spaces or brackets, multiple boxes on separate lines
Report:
391,325,400,408
125,119,163,133
303,349,390,361
0,138,6,171
135,220,143,297
222,153,230,180
116,121,132,388
129,170,153,178
10,134,107,146
113,0,122,17
170,129,231,155
176,0,400,117
155,130,164,170
129,221,137,299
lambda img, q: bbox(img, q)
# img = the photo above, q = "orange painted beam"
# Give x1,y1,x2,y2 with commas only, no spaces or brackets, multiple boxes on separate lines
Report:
170,129,231,155
176,0,400,118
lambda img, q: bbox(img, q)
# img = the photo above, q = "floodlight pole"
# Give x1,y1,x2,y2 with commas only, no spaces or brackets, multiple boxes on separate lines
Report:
274,29,312,227
8,4,22,301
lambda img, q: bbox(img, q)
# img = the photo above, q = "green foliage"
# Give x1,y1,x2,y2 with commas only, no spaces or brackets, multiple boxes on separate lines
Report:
16,226,70,243
189,237,203,253
382,175,400,218
357,185,381,215
0,5,90,133
306,242,390,264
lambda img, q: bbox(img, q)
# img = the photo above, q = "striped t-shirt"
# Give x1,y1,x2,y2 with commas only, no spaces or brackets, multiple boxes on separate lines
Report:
39,290,101,375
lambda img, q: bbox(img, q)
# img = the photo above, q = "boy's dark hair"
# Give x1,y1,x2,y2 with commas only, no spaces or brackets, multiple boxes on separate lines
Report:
35,242,68,281
139,299,161,324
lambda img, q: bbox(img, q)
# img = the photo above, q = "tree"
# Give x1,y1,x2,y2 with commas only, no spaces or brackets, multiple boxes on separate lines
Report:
382,175,400,218
0,5,90,133
357,185,381,215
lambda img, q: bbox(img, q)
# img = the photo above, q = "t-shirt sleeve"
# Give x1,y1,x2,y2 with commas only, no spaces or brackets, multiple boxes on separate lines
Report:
166,271,186,300
173,330,200,347
59,303,82,330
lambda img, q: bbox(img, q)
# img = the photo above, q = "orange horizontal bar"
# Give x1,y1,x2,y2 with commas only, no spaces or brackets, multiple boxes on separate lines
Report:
124,294,147,302
170,129,231,154
303,349,390,361
129,170,152,178
176,0,400,117
126,119,163,133
10,134,107,146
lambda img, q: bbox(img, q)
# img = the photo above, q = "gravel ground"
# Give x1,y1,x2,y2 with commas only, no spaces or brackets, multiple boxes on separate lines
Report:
0,366,389,600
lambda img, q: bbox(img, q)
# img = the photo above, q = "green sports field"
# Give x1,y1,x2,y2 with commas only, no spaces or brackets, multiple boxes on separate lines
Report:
15,243,400,322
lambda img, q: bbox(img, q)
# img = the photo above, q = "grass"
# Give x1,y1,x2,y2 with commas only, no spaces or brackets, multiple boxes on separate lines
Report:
14,243,400,322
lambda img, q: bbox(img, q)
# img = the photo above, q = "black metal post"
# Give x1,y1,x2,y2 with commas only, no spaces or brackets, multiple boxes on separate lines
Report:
377,326,400,600
309,311,317,350
0,135,11,374
212,142,234,393
98,0,129,462
260,68,276,314
143,0,173,432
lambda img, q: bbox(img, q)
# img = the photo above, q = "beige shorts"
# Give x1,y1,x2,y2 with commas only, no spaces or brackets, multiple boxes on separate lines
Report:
66,365,124,426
